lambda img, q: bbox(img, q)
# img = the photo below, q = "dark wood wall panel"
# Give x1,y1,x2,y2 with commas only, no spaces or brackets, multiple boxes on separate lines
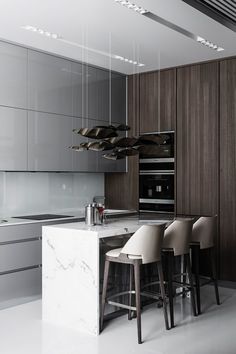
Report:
176,62,219,217
139,69,176,133
219,59,236,281
105,74,139,210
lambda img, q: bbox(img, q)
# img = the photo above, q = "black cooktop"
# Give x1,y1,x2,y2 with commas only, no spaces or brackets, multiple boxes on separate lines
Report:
13,214,73,221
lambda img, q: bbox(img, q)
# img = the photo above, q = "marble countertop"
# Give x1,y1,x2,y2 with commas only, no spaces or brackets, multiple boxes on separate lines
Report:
0,209,137,227
42,217,169,239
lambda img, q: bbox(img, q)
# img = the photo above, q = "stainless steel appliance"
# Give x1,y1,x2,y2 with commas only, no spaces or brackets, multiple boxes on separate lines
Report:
139,131,175,214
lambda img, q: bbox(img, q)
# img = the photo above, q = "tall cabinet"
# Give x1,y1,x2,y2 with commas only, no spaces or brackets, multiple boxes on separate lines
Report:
219,59,236,281
176,62,219,217
139,69,176,133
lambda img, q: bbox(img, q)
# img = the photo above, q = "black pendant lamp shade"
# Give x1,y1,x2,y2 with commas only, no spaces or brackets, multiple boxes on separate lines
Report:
70,123,168,160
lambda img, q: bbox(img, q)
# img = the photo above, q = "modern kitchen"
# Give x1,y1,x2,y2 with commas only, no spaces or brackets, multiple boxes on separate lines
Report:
0,0,236,353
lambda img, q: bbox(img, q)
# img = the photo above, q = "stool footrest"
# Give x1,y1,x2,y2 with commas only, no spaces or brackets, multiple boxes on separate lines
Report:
107,301,137,311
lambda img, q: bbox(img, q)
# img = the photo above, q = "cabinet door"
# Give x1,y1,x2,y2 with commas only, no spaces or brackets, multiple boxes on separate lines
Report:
0,106,27,171
0,239,41,272
219,59,236,281
176,62,219,216
111,73,126,124
139,69,176,133
28,112,73,171
28,50,72,116
0,267,41,306
84,66,109,122
0,42,27,109
72,117,96,172
72,61,83,118
105,74,139,209
0,223,42,243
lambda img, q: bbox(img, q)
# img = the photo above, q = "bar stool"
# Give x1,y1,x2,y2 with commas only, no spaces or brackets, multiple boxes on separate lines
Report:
190,216,220,315
100,224,169,344
162,219,197,328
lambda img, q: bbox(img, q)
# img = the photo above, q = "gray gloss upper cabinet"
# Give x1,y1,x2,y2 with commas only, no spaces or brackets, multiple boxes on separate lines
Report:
85,66,109,121
28,112,73,171
0,106,27,171
111,73,126,124
72,62,83,118
28,50,73,116
0,42,27,108
72,117,97,172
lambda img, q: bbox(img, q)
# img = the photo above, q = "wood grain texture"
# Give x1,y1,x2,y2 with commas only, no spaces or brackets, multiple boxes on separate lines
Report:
139,69,176,133
176,62,219,217
219,59,236,281
105,74,139,210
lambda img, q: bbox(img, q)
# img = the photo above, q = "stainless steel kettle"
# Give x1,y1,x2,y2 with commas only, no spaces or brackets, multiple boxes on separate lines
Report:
85,203,104,226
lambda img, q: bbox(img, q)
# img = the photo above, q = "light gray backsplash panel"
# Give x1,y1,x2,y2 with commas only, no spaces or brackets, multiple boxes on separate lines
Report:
0,172,104,217
0,41,27,109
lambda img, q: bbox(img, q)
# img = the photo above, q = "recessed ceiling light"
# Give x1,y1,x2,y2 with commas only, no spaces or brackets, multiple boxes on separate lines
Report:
114,54,145,67
114,0,149,15
22,25,61,39
196,36,224,51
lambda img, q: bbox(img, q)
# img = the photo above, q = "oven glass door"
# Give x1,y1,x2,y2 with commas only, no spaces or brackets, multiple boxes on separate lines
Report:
139,173,174,213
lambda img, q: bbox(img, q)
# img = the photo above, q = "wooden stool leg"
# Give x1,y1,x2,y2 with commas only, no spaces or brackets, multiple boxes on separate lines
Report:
157,261,170,330
134,261,142,344
100,259,110,331
185,254,197,317
128,264,133,320
210,247,220,305
168,252,174,328
193,245,201,315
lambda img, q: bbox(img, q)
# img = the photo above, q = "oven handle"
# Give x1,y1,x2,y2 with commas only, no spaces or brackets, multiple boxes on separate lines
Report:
139,158,174,163
139,170,174,175
139,198,174,204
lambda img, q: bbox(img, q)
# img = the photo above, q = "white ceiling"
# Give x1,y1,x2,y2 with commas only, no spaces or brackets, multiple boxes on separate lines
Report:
0,0,235,74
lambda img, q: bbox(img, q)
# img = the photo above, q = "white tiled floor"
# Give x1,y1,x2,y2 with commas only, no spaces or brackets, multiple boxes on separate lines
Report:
1,286,236,354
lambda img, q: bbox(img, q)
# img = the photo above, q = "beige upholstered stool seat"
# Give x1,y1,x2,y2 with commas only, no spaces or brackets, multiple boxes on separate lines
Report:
106,248,142,259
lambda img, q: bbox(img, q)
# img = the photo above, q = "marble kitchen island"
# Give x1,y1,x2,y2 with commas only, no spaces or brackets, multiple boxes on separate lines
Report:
42,218,156,335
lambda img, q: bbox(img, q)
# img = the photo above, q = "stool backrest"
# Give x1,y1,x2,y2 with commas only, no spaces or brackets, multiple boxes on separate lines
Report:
192,216,217,249
163,219,193,256
121,224,166,264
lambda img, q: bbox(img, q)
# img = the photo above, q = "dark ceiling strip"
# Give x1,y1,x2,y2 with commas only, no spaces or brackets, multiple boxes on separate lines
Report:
143,12,196,40
182,0,236,32
205,0,236,19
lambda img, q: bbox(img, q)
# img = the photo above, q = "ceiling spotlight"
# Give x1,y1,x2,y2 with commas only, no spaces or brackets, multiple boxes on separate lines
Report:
114,0,149,15
113,54,145,67
22,25,61,39
196,36,224,52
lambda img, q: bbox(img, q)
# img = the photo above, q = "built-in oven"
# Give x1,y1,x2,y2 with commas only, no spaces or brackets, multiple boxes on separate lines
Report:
139,132,175,214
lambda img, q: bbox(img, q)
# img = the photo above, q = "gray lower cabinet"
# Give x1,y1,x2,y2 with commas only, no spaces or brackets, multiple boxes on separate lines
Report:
0,239,41,272
28,50,73,116
111,73,126,124
0,268,41,306
0,41,27,109
0,223,42,307
0,106,27,171
28,111,73,171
